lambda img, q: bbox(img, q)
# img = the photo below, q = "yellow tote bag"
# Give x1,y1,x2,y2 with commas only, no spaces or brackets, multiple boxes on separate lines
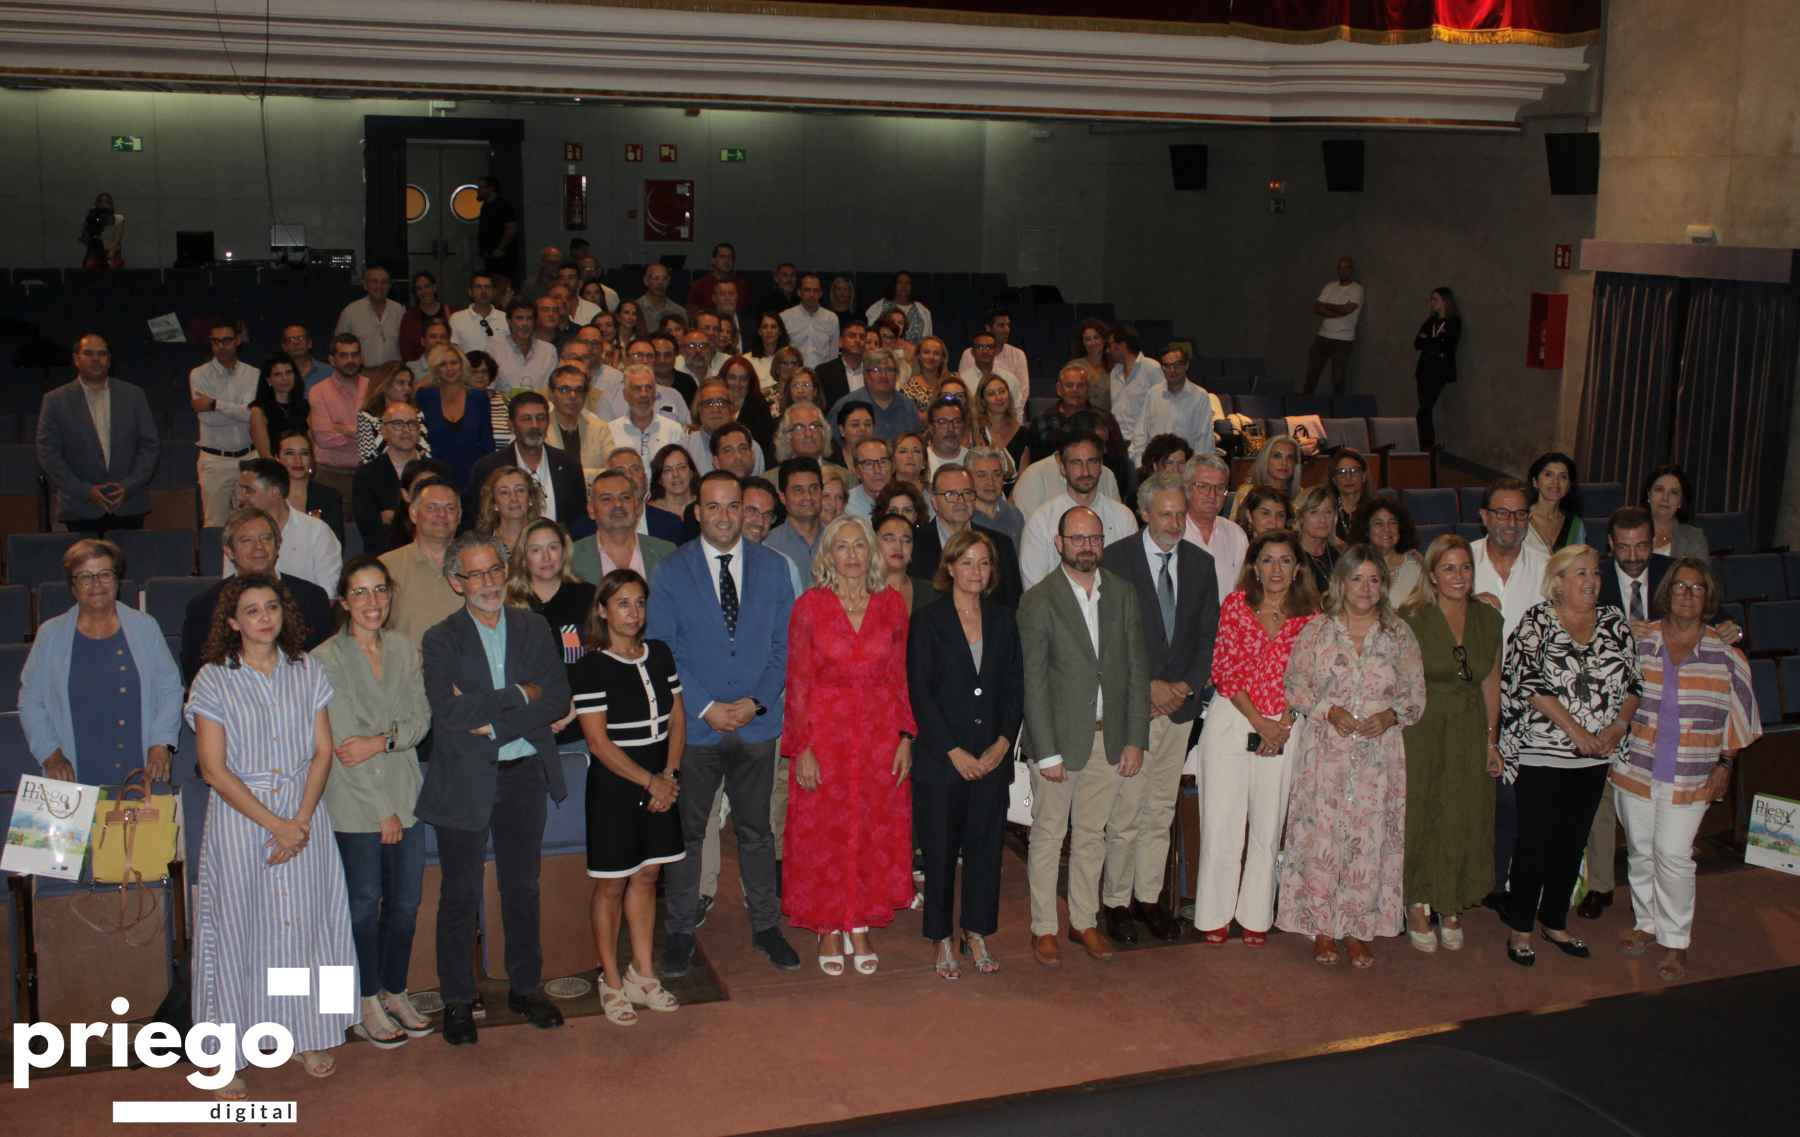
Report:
90,769,179,885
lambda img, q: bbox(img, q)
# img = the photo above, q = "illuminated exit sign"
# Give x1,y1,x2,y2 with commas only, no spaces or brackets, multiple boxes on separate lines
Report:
719,148,747,163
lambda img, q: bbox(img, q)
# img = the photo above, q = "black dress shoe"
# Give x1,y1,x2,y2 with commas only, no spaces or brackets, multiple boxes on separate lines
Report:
1575,889,1613,920
443,1002,478,1046
1103,906,1139,945
507,990,565,1029
1540,931,1591,959
662,932,697,978
1134,901,1180,942
753,926,802,970
1506,941,1536,968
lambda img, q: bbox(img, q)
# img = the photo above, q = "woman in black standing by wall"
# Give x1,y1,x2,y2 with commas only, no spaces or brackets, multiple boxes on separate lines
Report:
1414,287,1461,451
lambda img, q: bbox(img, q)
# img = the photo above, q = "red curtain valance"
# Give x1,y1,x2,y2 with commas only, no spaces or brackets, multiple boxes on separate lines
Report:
1230,2,1600,45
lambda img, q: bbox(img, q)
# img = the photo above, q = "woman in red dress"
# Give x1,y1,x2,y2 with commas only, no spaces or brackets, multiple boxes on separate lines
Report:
783,514,917,976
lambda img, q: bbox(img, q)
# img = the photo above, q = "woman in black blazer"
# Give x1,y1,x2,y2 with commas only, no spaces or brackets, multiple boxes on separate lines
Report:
906,528,1025,980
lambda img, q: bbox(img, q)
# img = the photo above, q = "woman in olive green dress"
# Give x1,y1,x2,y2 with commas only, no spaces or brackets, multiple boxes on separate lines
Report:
1398,534,1502,952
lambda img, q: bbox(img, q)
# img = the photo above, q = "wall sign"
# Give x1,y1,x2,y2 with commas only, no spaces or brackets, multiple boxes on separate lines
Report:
564,142,584,161
110,135,143,152
624,144,643,163
643,179,693,242
658,143,678,162
720,147,747,163
1553,243,1572,270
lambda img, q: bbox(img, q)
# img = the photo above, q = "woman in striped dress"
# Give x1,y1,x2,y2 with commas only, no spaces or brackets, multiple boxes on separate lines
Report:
185,574,357,1098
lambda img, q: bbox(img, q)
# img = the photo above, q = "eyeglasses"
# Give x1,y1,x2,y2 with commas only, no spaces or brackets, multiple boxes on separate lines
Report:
550,385,586,397
453,565,508,584
1187,482,1226,497
1333,466,1365,477
73,570,117,587
697,397,731,410
857,457,892,470
1060,534,1105,547
1670,581,1708,596
1452,644,1472,683
936,489,975,503
347,585,391,600
1484,508,1530,522
209,335,237,345
382,418,422,430
788,423,824,434
479,318,495,335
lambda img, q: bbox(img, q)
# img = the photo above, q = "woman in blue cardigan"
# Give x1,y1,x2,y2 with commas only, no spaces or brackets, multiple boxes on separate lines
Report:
19,538,182,785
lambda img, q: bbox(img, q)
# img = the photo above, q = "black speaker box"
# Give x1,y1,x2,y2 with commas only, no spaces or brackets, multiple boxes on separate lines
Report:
1322,140,1363,193
1545,132,1600,195
1169,144,1208,191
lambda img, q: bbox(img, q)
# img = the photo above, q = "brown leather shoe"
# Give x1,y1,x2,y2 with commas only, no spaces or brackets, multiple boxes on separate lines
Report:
1068,926,1115,961
1031,933,1061,968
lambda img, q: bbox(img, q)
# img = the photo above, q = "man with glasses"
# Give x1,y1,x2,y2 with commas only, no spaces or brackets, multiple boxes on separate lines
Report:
417,531,572,1046
609,363,687,465
1180,452,1247,598
380,479,466,643
225,458,342,592
38,332,159,534
685,381,764,476
571,467,676,585
281,323,334,390
465,391,591,536
450,273,507,356
775,402,829,463
494,299,557,391
352,403,427,557
957,309,1030,420
189,317,260,526
845,437,893,519
335,264,404,366
924,397,969,477
309,334,368,503
966,447,1025,546
827,348,920,444
543,362,616,487
180,506,333,682
914,464,1024,609
1018,505,1150,967
680,329,720,395
1129,343,1214,466
1018,434,1139,588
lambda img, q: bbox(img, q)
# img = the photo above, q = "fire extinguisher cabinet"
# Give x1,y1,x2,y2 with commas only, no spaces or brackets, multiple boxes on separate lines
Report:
1526,292,1568,369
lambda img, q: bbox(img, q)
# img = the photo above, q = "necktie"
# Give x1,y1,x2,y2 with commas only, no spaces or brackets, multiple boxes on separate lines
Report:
1630,579,1644,623
1157,551,1176,641
718,553,740,638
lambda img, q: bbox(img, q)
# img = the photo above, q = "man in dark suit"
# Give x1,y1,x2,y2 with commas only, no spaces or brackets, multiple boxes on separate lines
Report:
180,507,333,683
649,471,801,976
417,531,571,1045
1018,505,1150,968
913,464,1024,609
35,332,159,531
810,318,867,411
463,391,594,539
1581,505,1671,920
1100,473,1218,942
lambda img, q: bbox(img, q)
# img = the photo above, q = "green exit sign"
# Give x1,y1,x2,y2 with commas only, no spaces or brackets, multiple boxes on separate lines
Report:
110,135,143,152
719,147,747,163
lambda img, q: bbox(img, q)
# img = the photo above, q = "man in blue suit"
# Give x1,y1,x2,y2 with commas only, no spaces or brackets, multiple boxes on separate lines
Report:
650,470,802,975
35,333,160,531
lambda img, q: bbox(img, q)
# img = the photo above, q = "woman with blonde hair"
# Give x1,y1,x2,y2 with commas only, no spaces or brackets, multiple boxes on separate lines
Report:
770,348,809,411
782,514,917,975
818,461,850,524
970,372,1025,481
1235,434,1303,518
474,465,543,561
1294,484,1339,593
1277,545,1426,968
415,342,494,492
507,518,593,743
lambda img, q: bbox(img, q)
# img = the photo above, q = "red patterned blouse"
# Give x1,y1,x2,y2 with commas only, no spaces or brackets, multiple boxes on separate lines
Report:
1210,590,1317,718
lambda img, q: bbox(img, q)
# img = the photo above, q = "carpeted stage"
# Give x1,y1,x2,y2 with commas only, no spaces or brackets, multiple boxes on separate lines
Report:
10,842,1800,1137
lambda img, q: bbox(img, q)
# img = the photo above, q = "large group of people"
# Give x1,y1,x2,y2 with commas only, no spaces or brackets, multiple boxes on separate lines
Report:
18,233,1765,1097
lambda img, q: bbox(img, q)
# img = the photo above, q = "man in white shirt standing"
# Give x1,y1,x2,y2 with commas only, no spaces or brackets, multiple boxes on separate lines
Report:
334,264,405,367
1303,255,1364,395
189,318,259,526
448,272,508,357
1180,452,1248,599
956,309,1029,420
492,299,557,391
1107,325,1163,449
608,363,687,463
1018,434,1139,588
781,273,839,369
1130,343,1214,466
226,458,341,591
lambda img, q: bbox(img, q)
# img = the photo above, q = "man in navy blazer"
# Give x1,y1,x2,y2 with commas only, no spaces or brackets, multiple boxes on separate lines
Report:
35,333,160,530
649,469,802,975
1580,505,1672,921
1100,473,1218,942
417,532,572,1044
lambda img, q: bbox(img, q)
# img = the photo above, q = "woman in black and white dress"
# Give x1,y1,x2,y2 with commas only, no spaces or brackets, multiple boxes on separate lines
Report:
570,568,686,1026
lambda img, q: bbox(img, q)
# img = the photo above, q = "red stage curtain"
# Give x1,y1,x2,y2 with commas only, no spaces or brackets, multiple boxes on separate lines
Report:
1230,1,1599,44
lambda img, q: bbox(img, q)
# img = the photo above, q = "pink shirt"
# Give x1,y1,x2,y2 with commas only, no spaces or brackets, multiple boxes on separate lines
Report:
309,374,367,472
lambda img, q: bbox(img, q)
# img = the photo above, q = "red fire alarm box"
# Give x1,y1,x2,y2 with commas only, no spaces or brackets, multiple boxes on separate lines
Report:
1526,292,1568,369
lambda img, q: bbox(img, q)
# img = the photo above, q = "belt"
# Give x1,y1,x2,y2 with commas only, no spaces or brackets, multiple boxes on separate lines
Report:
1094,719,1105,733
198,445,250,458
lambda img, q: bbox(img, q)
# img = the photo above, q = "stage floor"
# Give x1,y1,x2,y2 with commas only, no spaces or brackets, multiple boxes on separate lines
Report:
10,844,1800,1136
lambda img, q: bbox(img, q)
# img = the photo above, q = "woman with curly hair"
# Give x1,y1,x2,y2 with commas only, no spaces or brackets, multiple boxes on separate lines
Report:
473,465,543,562
1350,494,1424,605
185,573,356,1097
1135,434,1194,491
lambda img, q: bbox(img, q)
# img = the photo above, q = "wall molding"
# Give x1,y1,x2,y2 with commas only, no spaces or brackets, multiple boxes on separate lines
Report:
0,0,1590,128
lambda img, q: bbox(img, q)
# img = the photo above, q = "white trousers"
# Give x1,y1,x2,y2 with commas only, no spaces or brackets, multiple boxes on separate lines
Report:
1194,697,1297,935
1615,780,1707,949
197,450,243,526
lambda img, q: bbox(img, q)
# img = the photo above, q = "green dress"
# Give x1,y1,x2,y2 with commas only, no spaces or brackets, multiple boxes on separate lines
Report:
1400,600,1501,912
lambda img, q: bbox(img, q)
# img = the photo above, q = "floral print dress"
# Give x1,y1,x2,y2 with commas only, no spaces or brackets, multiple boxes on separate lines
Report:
1276,615,1426,941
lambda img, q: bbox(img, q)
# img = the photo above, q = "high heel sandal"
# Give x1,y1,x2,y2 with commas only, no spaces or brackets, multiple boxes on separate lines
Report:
623,964,679,1013
1407,906,1437,954
1437,916,1464,952
817,933,846,977
961,932,1000,974
934,939,961,980
849,927,878,975
599,982,638,1026
1198,926,1229,945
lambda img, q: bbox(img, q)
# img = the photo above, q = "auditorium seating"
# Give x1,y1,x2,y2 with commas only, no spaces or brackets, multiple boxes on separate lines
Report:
1367,418,1435,490
143,576,219,638
0,586,25,642
1746,601,1800,656
0,645,28,707
1583,481,1625,518
1698,512,1753,554
1751,659,1782,725
1721,553,1788,603
3,533,81,587
113,528,197,580
1403,488,1459,527
33,579,138,625
1321,418,1370,452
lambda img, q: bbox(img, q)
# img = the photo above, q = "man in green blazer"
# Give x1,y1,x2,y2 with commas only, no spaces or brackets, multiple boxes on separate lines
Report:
1018,505,1150,968
570,466,677,584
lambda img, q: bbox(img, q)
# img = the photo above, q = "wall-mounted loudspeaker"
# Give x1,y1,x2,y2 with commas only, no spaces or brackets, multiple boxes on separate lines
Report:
1321,140,1364,193
1169,144,1208,191
1544,132,1599,195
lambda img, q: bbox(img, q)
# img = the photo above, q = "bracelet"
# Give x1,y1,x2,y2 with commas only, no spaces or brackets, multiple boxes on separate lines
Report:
1716,757,1733,769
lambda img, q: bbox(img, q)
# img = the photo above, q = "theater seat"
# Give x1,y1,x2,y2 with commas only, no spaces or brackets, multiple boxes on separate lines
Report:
113,529,197,580
1583,481,1625,519
1749,658,1781,726
0,645,29,708
198,528,224,574
34,579,138,626
1459,486,1487,522
1697,512,1753,554
1234,394,1282,421
144,576,219,638
1403,488,1458,527
1368,418,1435,490
4,533,81,587
1414,524,1452,554
1320,418,1370,452
1332,394,1379,419
1746,601,1800,655
0,585,26,642
1721,553,1788,603
1780,655,1800,721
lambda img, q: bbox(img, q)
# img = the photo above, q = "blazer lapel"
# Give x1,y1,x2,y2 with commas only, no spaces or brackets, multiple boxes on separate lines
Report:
975,600,999,681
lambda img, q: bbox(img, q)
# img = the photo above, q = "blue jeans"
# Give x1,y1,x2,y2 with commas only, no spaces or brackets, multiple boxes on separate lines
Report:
336,825,427,997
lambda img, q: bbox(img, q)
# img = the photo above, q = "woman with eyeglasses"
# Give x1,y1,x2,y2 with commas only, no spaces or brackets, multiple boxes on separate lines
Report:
1398,534,1502,952
313,556,434,1049
462,349,513,449
1327,446,1370,550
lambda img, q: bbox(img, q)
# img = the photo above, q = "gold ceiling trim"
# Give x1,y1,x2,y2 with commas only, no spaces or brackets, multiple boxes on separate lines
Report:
1227,21,1598,47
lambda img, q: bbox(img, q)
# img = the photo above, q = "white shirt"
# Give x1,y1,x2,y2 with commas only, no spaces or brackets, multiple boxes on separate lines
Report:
334,296,405,366
957,344,1029,419
1018,491,1138,589
448,306,508,356
781,305,840,369
866,299,934,341
81,381,112,467
1131,380,1214,464
609,413,687,463
510,443,560,523
1011,454,1122,521
926,445,968,477
1109,355,1163,447
1316,280,1365,341
1470,538,1549,654
702,537,745,606
223,507,342,593
1037,566,1105,770
842,358,866,394
1183,512,1248,599
598,538,647,579
844,484,878,519
188,358,258,451
571,298,603,326
1616,563,1651,622
491,336,557,392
